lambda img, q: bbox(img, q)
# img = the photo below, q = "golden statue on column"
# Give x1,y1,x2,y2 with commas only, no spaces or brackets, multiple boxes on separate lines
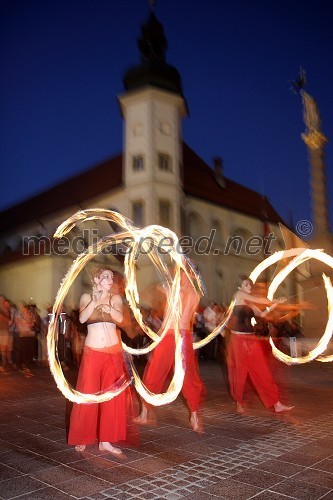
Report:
292,68,329,236
291,69,332,340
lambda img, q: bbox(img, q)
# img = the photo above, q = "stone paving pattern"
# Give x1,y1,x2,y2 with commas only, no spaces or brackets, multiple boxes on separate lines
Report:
1,358,333,499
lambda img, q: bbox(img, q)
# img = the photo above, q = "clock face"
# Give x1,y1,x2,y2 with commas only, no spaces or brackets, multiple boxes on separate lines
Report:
160,122,171,135
133,123,143,136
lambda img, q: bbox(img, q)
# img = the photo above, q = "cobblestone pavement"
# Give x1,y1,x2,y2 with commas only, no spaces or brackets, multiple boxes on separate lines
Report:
1,358,333,499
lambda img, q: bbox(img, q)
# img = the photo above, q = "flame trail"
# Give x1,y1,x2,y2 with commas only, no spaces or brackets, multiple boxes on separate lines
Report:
250,248,333,365
49,209,203,405
49,209,333,404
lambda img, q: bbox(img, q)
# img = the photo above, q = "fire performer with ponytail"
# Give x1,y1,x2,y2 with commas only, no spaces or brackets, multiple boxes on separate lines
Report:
228,276,294,414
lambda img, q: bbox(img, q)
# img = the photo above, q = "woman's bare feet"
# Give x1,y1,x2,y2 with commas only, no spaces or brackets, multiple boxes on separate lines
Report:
274,401,294,413
133,414,148,424
190,412,200,432
99,442,122,454
21,368,34,378
133,405,148,425
236,402,245,414
75,445,86,452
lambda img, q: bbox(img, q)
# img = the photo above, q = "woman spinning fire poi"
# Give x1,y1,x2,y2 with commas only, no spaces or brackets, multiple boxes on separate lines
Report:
68,266,136,454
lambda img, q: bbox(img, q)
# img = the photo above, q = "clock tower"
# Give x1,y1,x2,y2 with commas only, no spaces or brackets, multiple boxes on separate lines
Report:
118,10,188,234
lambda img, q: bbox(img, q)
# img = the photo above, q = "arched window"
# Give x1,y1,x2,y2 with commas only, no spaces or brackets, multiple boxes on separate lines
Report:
188,212,204,241
211,220,224,252
226,227,254,256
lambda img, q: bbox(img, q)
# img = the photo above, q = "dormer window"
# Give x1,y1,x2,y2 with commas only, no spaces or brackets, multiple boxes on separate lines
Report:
158,153,172,172
132,155,144,172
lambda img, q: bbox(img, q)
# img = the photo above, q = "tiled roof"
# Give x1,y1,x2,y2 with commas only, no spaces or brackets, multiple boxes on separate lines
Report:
0,144,284,234
0,154,123,233
182,143,284,224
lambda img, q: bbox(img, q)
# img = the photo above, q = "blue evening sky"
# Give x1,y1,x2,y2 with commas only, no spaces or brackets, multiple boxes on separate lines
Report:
1,0,332,234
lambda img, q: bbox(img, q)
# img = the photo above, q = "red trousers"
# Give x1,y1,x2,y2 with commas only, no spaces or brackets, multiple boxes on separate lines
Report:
228,334,279,408
68,348,130,445
143,330,205,412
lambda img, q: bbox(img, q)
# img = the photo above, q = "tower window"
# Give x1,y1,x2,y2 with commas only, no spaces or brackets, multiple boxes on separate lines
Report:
159,199,171,227
132,201,144,227
132,155,144,172
158,153,172,172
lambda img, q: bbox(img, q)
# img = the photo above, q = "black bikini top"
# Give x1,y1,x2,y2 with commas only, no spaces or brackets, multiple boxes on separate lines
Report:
232,305,254,333
86,297,115,325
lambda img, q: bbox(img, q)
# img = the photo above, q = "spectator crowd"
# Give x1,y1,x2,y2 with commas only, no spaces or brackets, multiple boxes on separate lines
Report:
0,291,303,378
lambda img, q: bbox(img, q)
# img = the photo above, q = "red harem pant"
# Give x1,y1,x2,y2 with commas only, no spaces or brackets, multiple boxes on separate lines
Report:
228,334,279,408
143,330,205,412
68,347,130,445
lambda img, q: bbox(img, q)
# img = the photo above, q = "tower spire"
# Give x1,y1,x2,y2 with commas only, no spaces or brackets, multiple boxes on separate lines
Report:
149,0,155,12
123,9,185,97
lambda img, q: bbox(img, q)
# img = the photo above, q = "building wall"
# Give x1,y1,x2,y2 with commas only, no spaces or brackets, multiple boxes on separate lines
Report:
0,256,57,314
0,185,295,313
183,197,292,305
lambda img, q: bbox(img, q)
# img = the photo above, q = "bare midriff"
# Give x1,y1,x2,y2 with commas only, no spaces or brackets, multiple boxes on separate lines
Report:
84,322,121,353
